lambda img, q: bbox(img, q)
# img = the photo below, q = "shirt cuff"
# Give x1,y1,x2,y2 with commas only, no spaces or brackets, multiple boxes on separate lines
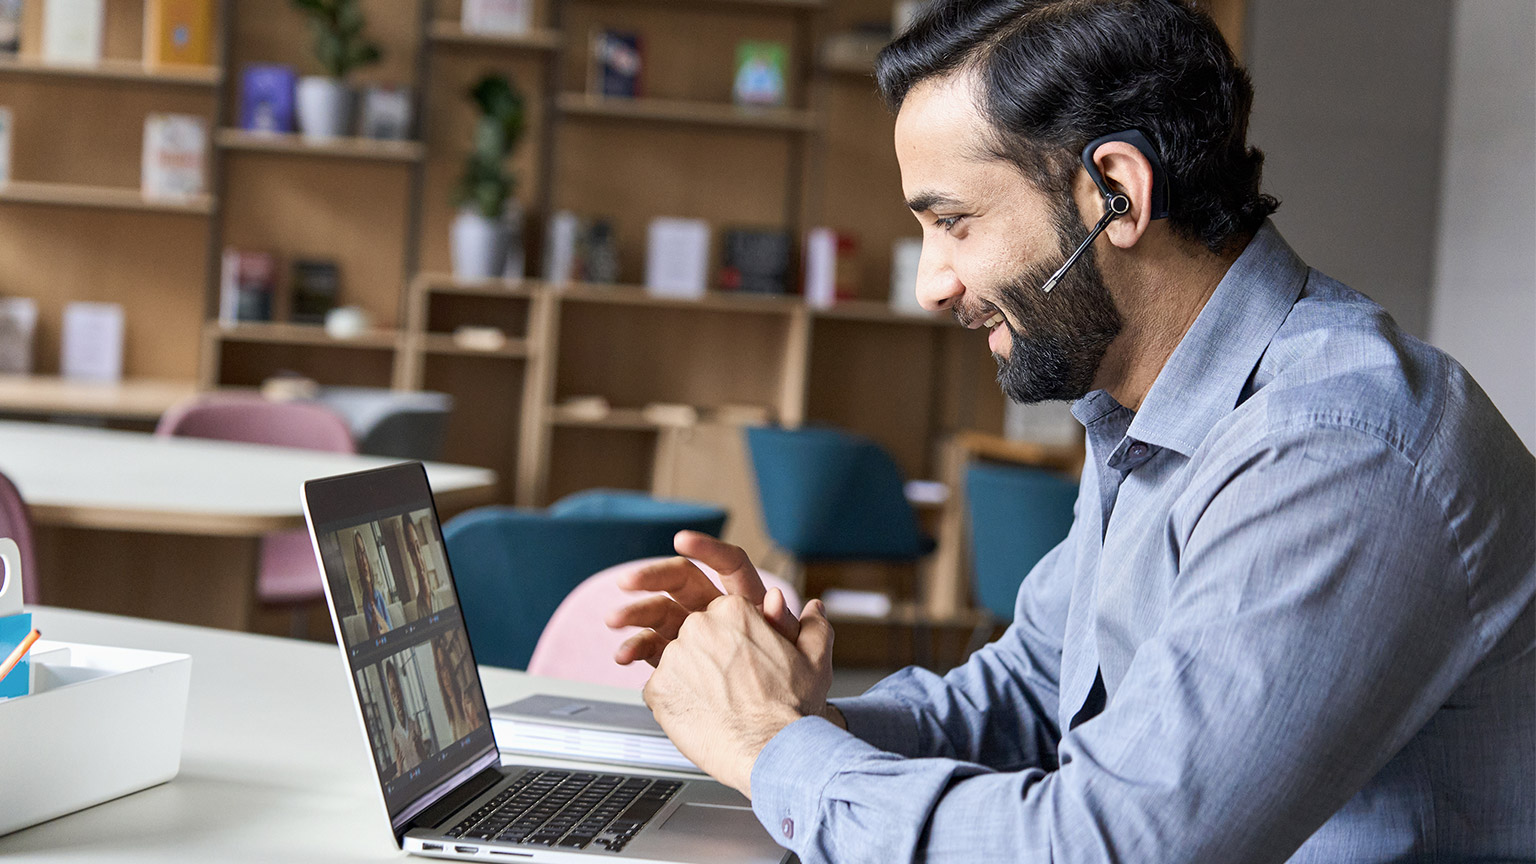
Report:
750,714,880,853
829,692,923,755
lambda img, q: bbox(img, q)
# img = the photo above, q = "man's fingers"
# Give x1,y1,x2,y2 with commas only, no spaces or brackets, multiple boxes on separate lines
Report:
618,555,723,611
614,630,668,667
672,531,766,603
795,599,834,666
762,586,801,642
606,594,690,640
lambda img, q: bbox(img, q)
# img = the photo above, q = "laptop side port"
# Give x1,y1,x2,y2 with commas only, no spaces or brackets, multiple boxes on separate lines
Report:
421,843,442,851
455,846,479,854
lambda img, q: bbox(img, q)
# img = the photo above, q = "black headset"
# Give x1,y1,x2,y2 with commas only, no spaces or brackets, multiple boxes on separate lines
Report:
1039,128,1170,293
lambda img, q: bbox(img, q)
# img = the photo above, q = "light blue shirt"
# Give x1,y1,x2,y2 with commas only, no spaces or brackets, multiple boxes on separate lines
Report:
750,223,1536,862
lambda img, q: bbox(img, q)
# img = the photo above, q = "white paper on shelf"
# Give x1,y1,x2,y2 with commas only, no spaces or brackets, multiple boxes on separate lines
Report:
60,301,124,383
804,227,837,309
41,0,104,64
493,718,703,774
645,218,711,299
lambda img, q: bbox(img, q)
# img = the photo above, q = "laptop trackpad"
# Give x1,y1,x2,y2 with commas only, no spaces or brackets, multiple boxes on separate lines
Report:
660,802,759,834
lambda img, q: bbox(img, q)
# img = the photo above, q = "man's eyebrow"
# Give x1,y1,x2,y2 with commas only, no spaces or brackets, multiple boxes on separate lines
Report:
906,191,964,214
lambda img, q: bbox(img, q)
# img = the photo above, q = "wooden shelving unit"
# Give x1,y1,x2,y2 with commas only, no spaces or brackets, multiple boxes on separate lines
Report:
207,322,403,350
2,0,1247,636
556,93,819,132
0,55,221,86
428,21,562,51
418,333,533,359
0,181,214,214
214,129,426,163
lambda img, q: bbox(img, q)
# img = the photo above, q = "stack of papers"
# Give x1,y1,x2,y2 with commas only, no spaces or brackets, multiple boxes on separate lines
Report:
490,695,703,775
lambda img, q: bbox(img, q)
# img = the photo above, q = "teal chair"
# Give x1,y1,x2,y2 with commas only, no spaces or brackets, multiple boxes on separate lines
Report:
745,425,934,569
964,461,1078,652
442,491,726,670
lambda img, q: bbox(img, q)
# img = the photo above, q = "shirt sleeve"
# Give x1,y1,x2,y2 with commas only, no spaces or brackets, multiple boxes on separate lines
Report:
750,425,1490,863
828,524,1075,770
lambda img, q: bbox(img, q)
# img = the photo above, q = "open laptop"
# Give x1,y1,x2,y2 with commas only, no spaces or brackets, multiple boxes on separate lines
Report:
303,462,790,863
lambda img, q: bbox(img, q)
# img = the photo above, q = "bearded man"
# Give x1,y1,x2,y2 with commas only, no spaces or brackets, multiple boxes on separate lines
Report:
608,1,1536,860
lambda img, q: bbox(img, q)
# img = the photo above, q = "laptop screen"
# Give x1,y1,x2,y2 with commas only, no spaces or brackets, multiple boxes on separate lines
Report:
304,463,499,832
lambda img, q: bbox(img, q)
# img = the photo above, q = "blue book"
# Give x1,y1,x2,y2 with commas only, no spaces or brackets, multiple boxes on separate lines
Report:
589,29,642,99
239,63,297,133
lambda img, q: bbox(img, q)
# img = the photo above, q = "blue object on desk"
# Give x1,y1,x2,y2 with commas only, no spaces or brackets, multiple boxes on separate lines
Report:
0,612,31,698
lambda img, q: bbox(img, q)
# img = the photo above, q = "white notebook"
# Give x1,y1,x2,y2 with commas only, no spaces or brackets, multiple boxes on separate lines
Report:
490,694,703,774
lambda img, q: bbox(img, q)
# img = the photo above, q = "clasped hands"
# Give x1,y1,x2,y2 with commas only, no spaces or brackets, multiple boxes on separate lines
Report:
606,531,836,798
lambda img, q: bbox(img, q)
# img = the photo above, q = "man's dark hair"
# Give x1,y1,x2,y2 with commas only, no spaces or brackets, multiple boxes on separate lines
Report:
877,0,1278,254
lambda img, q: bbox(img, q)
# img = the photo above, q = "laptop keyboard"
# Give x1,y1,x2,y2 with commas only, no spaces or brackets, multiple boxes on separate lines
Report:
445,769,684,853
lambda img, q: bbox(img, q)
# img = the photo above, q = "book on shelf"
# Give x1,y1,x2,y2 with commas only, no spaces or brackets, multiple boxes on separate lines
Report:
41,0,103,65
0,297,37,375
544,211,619,285
0,0,21,55
720,228,792,294
490,695,703,775
218,249,276,325
144,0,214,68
589,29,642,99
803,227,860,308
461,0,532,36
60,301,124,383
0,106,11,186
141,113,207,201
645,217,710,300
290,259,340,325
239,64,298,134
733,41,788,108
358,85,411,140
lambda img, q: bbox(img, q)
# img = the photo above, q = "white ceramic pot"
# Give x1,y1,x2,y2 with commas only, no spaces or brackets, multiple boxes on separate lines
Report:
451,209,507,280
296,76,353,140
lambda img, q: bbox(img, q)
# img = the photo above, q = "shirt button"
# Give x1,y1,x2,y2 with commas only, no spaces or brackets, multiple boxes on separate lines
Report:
780,817,794,839
1128,442,1148,458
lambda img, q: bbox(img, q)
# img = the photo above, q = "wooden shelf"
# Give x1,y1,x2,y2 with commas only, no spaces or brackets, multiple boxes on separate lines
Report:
0,55,220,86
215,129,426,163
0,181,213,214
420,333,532,359
415,273,538,299
0,374,200,421
556,93,819,132
428,21,562,51
548,405,665,431
208,322,402,350
555,281,801,314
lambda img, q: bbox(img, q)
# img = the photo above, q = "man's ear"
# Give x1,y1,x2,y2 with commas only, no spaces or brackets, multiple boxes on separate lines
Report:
1089,141,1156,248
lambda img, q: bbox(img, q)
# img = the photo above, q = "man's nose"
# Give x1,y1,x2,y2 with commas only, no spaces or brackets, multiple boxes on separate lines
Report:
915,242,963,312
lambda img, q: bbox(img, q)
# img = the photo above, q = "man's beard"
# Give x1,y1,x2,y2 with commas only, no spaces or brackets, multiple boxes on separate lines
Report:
988,202,1123,404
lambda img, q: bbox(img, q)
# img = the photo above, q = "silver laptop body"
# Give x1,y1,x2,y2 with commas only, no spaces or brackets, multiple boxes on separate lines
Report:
302,462,789,863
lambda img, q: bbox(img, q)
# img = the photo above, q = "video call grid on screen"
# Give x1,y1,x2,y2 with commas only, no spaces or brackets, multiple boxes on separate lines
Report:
311,486,497,820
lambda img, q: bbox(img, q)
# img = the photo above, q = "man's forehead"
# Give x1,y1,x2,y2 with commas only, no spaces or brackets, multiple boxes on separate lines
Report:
895,72,1007,205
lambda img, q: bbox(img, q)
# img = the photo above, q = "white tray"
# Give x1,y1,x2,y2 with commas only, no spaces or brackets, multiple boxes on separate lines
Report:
0,640,192,836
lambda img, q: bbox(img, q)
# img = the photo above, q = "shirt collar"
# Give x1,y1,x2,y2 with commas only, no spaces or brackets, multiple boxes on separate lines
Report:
1072,220,1309,458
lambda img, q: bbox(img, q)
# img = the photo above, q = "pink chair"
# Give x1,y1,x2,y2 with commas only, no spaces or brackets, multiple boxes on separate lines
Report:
527,556,802,689
157,394,356,633
0,469,38,604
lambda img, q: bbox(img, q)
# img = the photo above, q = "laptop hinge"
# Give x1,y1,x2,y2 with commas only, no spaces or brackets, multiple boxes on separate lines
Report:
411,766,505,831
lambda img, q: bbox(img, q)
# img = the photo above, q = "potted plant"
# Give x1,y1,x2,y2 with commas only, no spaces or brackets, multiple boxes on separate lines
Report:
291,0,382,139
452,74,527,280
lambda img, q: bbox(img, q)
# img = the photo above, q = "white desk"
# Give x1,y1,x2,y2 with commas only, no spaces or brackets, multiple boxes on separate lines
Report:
0,421,498,630
1,607,655,862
